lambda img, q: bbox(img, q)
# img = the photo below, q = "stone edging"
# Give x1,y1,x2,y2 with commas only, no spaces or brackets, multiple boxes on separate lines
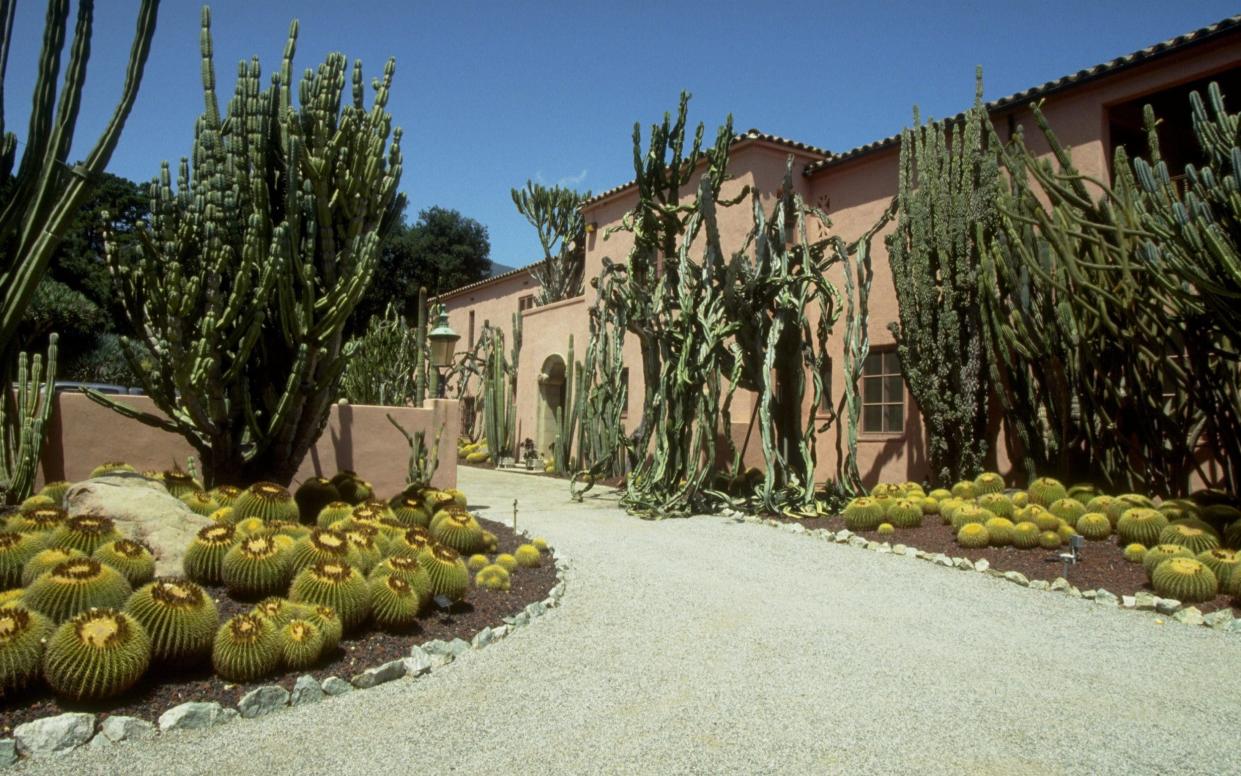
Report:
729,511,1241,637
0,539,570,767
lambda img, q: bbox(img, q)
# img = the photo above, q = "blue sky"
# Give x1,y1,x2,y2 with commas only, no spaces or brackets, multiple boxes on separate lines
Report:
3,1,1237,269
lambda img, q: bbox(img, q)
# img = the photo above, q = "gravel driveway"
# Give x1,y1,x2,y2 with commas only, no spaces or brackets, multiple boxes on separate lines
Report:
18,467,1241,775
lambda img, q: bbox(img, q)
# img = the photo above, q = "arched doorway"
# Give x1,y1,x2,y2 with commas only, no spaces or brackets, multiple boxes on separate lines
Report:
536,353,567,459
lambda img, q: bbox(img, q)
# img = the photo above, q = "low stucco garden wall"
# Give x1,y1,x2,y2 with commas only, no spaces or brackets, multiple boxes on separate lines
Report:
37,392,459,494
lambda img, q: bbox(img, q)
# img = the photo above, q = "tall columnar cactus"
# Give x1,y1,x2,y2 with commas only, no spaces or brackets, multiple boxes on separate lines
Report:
0,0,159,353
980,82,1240,493
0,336,57,504
339,304,419,405
88,9,404,486
0,0,158,503
512,182,591,304
479,313,520,464
551,335,582,474
886,71,997,485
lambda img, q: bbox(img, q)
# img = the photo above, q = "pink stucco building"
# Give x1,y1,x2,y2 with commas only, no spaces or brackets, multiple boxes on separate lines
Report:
438,15,1241,487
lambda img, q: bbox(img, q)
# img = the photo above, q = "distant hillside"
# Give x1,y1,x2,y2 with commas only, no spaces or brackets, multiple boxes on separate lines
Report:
488,261,517,277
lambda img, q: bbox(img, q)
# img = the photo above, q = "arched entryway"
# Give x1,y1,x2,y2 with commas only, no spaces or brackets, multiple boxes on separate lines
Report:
536,353,567,459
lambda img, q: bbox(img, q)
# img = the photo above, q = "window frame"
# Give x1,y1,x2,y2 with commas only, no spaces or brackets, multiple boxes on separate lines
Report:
859,347,905,437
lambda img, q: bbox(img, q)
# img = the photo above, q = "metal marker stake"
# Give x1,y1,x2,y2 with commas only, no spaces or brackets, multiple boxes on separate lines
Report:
513,499,518,532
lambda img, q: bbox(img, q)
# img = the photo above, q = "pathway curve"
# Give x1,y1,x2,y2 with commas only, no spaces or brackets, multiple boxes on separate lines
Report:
20,468,1241,775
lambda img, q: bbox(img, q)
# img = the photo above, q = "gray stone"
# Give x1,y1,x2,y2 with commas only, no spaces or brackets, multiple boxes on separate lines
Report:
1134,592,1158,611
96,716,156,745
973,558,990,573
421,638,450,654
1029,580,1050,591
1095,589,1119,606
834,529,852,542
1081,589,1097,599
1225,618,1241,635
238,685,290,718
472,626,495,648
543,595,559,609
1173,607,1204,627
291,674,323,705
321,676,353,696
848,536,868,549
1067,586,1082,598
525,601,547,618
954,558,974,571
404,647,432,677
933,554,954,568
1203,610,1234,630
1003,571,1029,587
159,702,229,732
1049,577,1071,592
503,611,531,628
14,712,94,757
221,709,239,723
352,659,406,689
1156,597,1183,615
874,543,892,554
782,522,806,534
0,739,14,767
65,474,212,577
892,544,907,555
549,581,565,600
491,624,509,640
1122,595,1136,609
864,540,881,551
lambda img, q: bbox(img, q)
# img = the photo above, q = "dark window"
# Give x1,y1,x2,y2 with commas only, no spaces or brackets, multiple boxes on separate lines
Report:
819,357,834,414
468,310,475,349
861,349,903,434
619,367,629,417
518,294,536,312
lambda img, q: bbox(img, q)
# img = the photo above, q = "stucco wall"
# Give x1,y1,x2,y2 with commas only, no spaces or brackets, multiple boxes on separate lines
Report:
38,393,459,496
435,31,1241,490
439,269,538,353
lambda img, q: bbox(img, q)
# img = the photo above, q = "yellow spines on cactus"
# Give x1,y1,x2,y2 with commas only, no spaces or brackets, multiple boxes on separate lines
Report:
1075,513,1111,541
514,543,542,568
984,517,1014,546
19,495,54,511
8,506,66,533
43,608,151,701
1151,558,1218,604
1196,549,1240,589
221,534,290,599
92,539,156,587
973,472,1004,495
956,523,989,548
232,482,299,524
90,462,135,478
289,560,371,632
937,497,965,526
951,505,989,532
1010,491,1029,509
417,545,469,602
1158,522,1220,555
48,515,120,555
180,490,221,517
1142,544,1195,579
1048,497,1086,525
886,498,923,528
209,484,242,507
212,613,279,682
843,497,885,531
495,553,518,572
1118,508,1169,548
877,523,895,536
0,603,52,695
1012,522,1040,549
209,506,236,525
1085,495,1119,526
23,558,133,623
466,554,490,571
977,493,1013,518
532,537,549,552
316,501,355,529
466,450,490,463
289,529,356,576
950,481,978,500
1038,530,1062,549
1122,543,1147,562
928,488,952,501
278,618,324,670
125,579,218,665
1057,522,1076,541
369,575,421,629
919,497,939,516
20,548,84,587
0,531,45,590
184,524,237,586
36,481,71,505
1027,477,1067,508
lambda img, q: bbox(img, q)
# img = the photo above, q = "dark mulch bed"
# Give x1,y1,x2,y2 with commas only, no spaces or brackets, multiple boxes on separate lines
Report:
0,516,555,733
768,512,1241,617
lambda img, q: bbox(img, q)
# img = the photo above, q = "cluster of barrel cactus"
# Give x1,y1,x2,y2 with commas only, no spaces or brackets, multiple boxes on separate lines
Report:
0,464,547,701
841,475,1241,589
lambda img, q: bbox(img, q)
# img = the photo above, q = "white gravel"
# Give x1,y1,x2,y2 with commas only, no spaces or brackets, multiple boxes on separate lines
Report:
15,467,1241,775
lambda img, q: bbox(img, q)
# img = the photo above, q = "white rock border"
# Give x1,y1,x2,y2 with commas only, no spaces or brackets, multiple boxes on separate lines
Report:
729,510,1241,636
1,541,569,768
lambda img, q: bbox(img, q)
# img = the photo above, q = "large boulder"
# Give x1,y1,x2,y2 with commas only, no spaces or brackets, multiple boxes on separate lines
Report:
66,473,211,577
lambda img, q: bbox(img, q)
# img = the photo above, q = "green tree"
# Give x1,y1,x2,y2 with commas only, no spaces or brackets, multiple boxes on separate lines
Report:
350,206,491,332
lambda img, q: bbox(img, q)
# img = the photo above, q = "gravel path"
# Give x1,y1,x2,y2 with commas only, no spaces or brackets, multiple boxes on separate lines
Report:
18,468,1241,775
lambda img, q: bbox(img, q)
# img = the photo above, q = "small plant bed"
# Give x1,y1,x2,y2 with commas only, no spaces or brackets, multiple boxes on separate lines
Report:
763,475,1241,618
0,470,558,734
